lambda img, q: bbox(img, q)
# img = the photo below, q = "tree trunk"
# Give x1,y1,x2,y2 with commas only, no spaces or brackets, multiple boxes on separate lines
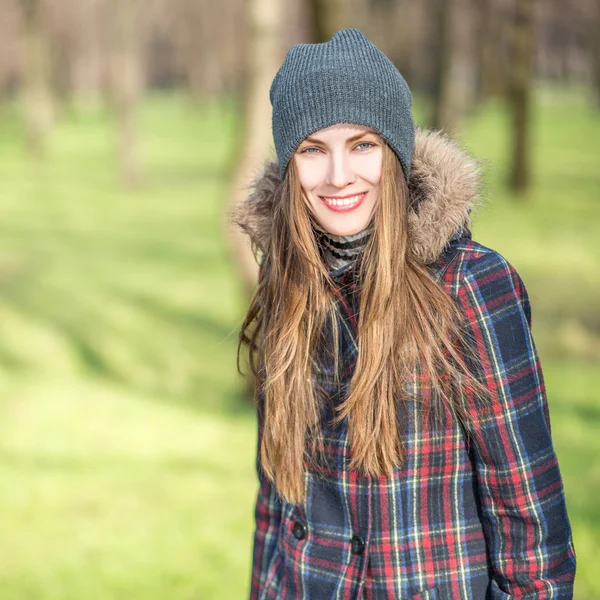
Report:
178,0,227,98
306,0,346,43
21,0,54,158
71,0,103,110
390,0,420,86
107,0,145,187
508,0,538,195
227,0,284,294
429,0,460,133
474,0,504,104
591,0,600,107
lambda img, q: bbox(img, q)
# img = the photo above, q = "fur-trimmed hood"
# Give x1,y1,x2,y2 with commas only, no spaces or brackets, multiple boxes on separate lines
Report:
234,129,484,266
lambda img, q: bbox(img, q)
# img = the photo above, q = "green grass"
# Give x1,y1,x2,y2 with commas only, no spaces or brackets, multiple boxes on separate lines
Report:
0,95,247,412
0,87,598,598
0,376,255,600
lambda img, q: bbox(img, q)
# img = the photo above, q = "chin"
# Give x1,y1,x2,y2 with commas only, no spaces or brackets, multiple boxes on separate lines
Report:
330,225,364,236
317,217,371,237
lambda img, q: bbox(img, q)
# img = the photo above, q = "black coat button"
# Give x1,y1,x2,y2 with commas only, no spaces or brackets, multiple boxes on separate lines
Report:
292,520,307,540
351,533,365,555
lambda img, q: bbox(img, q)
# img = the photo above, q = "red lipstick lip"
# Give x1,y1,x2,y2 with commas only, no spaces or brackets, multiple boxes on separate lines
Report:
319,192,367,199
319,191,367,213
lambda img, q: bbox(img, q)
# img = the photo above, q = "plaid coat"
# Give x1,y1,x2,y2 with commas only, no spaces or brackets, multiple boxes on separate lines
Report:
237,130,576,600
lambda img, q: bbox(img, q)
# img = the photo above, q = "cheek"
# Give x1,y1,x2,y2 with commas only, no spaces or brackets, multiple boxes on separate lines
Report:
295,160,327,194
364,157,383,186
351,151,382,186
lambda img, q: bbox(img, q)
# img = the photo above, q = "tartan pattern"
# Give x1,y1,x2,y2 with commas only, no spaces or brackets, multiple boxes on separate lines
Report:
249,227,576,599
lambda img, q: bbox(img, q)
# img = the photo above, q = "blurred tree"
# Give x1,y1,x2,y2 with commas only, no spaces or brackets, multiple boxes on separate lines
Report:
107,0,145,187
175,0,224,97
145,5,180,89
429,0,460,132
358,0,414,80
171,0,245,99
20,0,54,158
69,0,103,108
0,0,20,96
451,0,478,119
474,0,508,104
307,0,347,42
508,0,538,194
591,0,600,106
227,0,284,293
386,0,421,87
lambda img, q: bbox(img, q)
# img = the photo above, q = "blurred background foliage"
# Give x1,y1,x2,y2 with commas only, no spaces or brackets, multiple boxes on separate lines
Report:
0,0,598,598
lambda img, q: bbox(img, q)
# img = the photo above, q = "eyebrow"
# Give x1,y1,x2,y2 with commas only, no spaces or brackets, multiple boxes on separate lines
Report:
301,129,379,145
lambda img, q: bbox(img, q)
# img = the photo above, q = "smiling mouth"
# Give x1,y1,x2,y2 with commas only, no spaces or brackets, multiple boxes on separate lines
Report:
319,192,367,212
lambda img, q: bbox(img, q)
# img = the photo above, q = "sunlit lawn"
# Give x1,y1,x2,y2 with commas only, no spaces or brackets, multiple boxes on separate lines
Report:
0,88,598,598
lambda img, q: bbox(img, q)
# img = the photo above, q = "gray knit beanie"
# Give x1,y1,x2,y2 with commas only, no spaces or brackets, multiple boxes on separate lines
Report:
270,28,415,182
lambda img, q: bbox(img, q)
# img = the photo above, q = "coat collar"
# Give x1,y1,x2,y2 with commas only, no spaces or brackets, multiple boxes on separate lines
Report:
233,128,483,267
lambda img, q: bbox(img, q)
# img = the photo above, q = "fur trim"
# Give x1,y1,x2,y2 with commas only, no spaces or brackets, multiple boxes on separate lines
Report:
231,128,484,265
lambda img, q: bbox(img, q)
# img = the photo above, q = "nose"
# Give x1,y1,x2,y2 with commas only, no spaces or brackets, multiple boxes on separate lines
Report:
326,152,356,189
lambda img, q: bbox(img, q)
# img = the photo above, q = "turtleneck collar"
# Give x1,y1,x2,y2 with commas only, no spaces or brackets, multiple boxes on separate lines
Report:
313,221,373,276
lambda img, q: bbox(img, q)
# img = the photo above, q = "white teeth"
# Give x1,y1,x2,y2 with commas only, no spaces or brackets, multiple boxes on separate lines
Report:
321,193,365,207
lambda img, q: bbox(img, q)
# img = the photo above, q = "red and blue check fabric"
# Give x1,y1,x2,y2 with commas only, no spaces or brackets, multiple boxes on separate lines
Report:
249,228,576,599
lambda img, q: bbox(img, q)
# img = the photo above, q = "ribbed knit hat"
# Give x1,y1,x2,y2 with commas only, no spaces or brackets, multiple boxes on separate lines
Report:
270,28,415,182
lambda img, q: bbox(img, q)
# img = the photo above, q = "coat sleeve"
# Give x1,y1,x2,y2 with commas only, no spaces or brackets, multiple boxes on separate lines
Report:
456,250,576,599
249,386,283,600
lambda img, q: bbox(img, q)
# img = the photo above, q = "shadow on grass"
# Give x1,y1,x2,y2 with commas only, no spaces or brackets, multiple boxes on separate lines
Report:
0,278,253,417
115,287,236,342
551,399,600,424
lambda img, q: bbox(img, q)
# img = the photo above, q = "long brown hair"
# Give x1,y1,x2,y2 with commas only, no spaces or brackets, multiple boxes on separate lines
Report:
238,141,488,505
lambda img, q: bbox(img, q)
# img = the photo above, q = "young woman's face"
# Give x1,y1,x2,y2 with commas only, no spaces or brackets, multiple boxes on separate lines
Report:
293,123,383,236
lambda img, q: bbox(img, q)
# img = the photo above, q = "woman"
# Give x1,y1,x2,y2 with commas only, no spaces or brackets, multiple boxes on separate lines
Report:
234,28,576,600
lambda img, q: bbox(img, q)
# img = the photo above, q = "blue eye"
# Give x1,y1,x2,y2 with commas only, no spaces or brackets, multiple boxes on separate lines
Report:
301,147,321,154
356,142,375,150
